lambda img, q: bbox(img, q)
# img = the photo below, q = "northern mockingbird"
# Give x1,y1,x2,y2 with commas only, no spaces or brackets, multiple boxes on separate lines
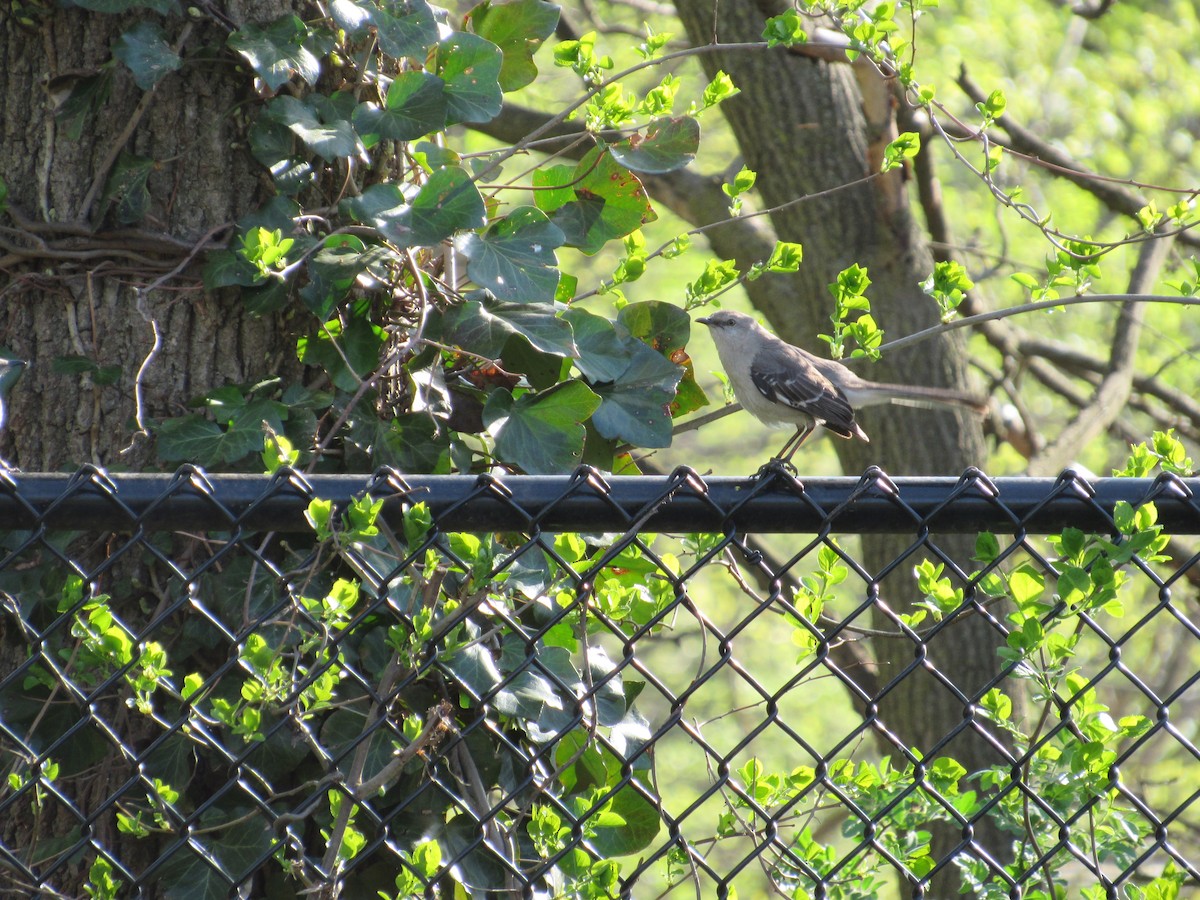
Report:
697,310,985,462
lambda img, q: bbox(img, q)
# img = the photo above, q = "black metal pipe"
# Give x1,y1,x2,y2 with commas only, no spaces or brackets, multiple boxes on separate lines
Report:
0,467,1197,534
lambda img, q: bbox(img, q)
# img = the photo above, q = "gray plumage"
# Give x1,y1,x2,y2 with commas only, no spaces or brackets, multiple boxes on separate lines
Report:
697,310,984,462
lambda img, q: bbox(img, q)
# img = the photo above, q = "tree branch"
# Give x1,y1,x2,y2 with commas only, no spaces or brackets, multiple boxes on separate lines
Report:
1028,234,1173,473
955,69,1200,252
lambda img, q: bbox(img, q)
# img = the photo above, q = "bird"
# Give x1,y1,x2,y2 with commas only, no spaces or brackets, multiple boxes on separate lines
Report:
696,309,985,463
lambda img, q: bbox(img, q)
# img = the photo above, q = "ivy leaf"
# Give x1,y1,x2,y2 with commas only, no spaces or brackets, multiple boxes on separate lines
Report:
340,183,407,223
535,148,655,255
617,300,692,353
610,116,700,174
155,815,273,900
436,32,504,124
203,250,262,290
112,21,182,91
353,71,447,141
101,152,154,225
68,0,178,11
587,786,661,856
267,94,359,160
469,0,561,92
374,166,486,248
563,308,631,383
303,239,394,318
54,72,113,141
156,416,230,466
484,381,601,474
347,413,451,472
227,15,326,91
442,300,576,358
456,206,564,302
373,0,440,59
296,317,386,391
589,335,682,448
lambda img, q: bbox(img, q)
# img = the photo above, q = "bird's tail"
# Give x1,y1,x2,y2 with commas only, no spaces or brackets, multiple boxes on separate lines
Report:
846,382,989,414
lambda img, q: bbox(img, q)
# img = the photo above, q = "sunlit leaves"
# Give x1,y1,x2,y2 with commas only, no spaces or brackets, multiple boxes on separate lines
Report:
881,131,921,173
762,9,807,47
469,0,560,92
534,149,656,255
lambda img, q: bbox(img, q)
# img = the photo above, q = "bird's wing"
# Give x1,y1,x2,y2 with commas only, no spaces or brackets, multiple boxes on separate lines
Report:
750,344,859,437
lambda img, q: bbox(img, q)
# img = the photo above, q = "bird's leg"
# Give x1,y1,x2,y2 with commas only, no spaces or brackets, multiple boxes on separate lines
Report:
776,423,813,464
755,424,811,479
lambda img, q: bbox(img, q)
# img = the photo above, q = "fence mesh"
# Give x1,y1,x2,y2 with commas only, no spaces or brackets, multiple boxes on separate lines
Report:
1,464,1199,899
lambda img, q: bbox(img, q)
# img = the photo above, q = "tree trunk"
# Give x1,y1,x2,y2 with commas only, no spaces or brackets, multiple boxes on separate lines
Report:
0,7,298,896
673,0,1009,894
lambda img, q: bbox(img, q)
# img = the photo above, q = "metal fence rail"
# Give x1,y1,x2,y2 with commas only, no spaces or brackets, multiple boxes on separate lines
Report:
1,465,1198,899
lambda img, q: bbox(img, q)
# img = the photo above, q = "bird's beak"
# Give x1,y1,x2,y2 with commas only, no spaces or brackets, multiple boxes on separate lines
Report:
696,316,712,326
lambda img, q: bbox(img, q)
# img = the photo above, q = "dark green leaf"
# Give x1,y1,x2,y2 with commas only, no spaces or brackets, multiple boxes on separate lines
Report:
353,71,447,141
159,815,273,900
489,302,576,356
563,309,632,382
374,0,440,59
340,183,407,223
610,116,700,174
54,72,113,142
51,356,122,386
296,317,386,391
227,15,324,91
203,250,262,291
617,300,691,353
469,0,561,92
443,644,503,698
374,166,485,248
101,152,154,225
113,21,182,91
442,300,575,358
386,415,452,471
500,334,570,390
484,381,601,474
267,95,359,160
69,0,178,11
590,338,682,448
156,416,228,466
303,239,394,318
436,32,504,124
539,148,656,255
456,206,564,302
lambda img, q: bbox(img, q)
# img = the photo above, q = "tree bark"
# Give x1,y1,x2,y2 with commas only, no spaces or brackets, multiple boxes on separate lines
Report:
0,7,299,896
672,0,1007,894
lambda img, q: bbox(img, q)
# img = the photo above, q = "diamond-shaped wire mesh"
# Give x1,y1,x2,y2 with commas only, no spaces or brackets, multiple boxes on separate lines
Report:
1,465,1199,898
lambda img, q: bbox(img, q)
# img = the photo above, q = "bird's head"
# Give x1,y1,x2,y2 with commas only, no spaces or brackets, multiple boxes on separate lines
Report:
696,309,766,352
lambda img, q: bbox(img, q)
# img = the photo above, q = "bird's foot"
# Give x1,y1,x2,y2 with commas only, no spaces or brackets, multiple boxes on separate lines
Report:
754,457,798,479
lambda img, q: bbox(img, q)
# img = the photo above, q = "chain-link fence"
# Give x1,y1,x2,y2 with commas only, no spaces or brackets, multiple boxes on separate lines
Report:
1,464,1199,899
